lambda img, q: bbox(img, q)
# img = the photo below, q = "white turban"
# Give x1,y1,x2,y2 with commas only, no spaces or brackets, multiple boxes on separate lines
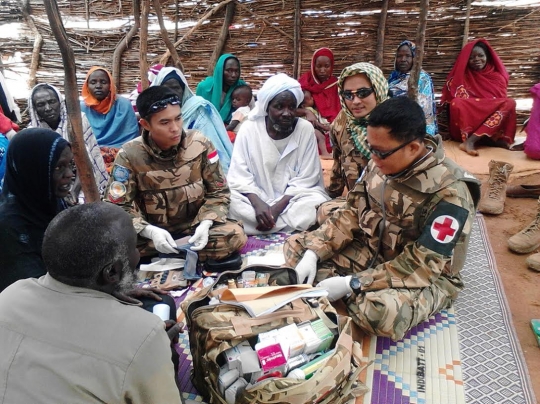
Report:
248,73,304,120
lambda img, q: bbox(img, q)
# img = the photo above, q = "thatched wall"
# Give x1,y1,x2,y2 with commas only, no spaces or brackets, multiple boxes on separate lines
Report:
0,0,539,106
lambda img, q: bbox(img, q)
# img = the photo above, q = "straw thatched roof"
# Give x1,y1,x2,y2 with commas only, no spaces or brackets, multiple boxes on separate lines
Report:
1,0,539,108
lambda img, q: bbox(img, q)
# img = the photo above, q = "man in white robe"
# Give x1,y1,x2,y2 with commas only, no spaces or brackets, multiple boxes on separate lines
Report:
227,73,329,235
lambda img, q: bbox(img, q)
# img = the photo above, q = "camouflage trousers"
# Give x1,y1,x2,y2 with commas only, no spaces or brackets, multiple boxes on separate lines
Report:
284,233,454,341
316,197,347,225
138,219,247,261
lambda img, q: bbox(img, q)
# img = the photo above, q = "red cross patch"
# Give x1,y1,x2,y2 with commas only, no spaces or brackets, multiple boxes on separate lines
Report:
430,215,459,243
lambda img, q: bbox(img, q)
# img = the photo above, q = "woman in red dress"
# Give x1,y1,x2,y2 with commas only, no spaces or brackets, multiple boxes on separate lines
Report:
441,38,516,156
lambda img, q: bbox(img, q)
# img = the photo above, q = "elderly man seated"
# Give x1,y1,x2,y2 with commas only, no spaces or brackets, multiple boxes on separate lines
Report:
227,73,330,235
0,202,183,403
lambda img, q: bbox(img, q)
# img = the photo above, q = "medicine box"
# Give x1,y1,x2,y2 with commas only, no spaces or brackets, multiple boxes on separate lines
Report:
255,340,287,372
278,323,305,357
311,319,334,352
297,321,321,355
223,341,260,375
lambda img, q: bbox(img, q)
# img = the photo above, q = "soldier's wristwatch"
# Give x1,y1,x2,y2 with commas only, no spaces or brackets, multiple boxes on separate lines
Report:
349,275,362,295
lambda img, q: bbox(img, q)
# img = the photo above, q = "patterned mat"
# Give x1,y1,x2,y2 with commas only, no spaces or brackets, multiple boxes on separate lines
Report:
174,217,537,404
359,214,536,404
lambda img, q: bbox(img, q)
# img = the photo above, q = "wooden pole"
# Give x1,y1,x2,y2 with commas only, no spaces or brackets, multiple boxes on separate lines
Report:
174,0,179,42
21,0,42,88
140,0,150,90
207,1,236,76
160,0,235,62
112,0,140,90
374,0,389,68
293,0,301,79
42,0,99,202
152,0,184,71
462,0,472,48
408,0,429,101
85,0,90,29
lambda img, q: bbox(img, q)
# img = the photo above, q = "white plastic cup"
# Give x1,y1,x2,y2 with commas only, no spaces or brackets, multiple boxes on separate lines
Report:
152,304,171,321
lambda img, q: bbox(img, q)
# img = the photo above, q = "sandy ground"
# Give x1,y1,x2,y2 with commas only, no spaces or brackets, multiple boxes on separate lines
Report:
482,176,540,400
320,140,540,399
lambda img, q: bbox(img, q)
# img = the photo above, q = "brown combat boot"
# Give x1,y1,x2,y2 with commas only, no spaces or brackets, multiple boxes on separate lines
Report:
526,253,540,272
508,198,540,254
478,160,513,215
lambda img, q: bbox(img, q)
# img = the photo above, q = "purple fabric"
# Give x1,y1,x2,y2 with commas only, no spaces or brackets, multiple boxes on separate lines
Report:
524,83,540,160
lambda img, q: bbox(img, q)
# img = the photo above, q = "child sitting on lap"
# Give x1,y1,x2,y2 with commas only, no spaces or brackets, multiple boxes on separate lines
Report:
301,89,332,159
226,85,252,142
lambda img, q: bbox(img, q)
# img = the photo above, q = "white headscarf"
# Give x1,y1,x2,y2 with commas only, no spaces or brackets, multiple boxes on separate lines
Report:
151,67,194,106
248,73,304,120
28,84,69,139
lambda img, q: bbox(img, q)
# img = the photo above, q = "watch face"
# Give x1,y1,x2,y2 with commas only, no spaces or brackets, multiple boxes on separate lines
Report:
350,276,361,293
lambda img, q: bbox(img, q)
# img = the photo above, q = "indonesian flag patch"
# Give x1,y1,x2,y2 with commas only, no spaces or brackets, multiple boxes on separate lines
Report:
417,200,469,256
208,150,219,165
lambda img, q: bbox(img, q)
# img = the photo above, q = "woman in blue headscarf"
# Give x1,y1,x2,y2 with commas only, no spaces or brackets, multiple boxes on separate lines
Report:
388,40,437,136
196,54,246,123
151,67,233,173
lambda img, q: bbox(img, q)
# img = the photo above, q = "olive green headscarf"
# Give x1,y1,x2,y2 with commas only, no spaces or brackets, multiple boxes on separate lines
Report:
338,62,389,158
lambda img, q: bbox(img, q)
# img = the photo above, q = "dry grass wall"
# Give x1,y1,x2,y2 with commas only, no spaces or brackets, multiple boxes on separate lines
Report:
0,0,538,109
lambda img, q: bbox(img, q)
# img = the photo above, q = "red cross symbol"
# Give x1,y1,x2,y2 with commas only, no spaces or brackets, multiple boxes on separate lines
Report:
431,215,458,243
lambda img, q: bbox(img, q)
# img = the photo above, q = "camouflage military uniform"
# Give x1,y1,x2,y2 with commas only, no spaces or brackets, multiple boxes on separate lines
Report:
284,136,480,340
317,110,370,224
327,108,369,199
104,129,246,261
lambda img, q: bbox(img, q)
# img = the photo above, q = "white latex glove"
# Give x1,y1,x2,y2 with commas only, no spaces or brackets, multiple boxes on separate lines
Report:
188,220,213,251
295,250,318,284
317,275,352,302
140,224,178,254
5,129,17,140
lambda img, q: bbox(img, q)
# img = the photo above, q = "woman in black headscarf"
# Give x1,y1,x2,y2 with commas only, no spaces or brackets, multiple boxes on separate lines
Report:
0,128,75,291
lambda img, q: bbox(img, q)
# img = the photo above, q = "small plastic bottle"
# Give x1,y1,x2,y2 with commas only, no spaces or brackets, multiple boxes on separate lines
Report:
286,350,334,380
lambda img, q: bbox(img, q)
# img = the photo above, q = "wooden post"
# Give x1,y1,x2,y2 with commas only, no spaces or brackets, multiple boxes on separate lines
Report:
375,0,389,68
207,1,236,76
85,0,90,29
174,0,179,42
462,0,472,48
112,0,140,90
293,0,301,79
42,0,99,202
408,0,429,100
140,0,150,90
152,0,184,71
21,0,42,88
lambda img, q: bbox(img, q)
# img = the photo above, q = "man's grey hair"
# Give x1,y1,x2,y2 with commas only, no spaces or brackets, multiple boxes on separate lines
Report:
43,202,132,287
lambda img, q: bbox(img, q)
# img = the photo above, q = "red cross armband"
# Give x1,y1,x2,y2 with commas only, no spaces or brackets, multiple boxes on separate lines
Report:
417,200,469,256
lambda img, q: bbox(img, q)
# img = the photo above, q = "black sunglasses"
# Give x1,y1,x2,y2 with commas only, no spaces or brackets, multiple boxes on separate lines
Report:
341,87,374,101
368,137,418,160
145,96,181,117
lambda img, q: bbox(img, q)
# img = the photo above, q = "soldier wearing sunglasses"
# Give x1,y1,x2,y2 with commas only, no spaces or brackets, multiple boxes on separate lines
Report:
285,97,480,341
316,63,390,225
